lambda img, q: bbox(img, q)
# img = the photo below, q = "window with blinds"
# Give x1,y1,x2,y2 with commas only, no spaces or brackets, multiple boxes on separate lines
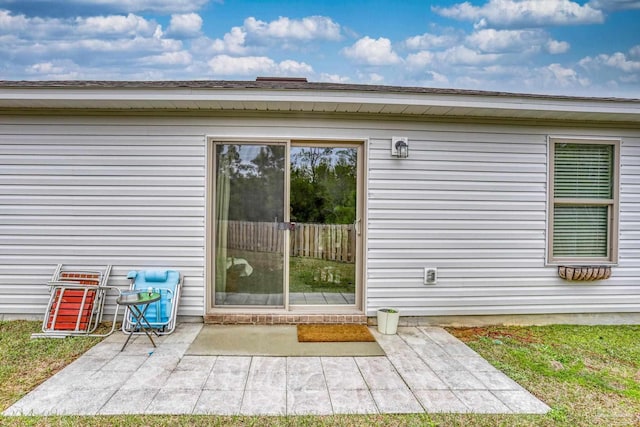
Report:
549,138,619,264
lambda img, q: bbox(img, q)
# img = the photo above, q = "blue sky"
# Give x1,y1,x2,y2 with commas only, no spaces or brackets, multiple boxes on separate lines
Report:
1,0,639,97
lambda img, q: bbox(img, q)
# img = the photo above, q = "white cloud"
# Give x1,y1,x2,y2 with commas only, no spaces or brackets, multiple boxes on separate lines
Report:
342,36,401,66
464,28,570,56
404,61,598,95
425,71,450,85
581,52,640,73
207,54,313,76
402,27,576,92
466,29,547,53
278,59,314,75
24,59,82,79
142,50,192,65
27,61,66,75
0,9,29,32
208,55,276,75
434,0,604,28
436,45,501,65
0,0,636,97
540,63,590,88
0,9,163,41
368,73,384,83
319,73,350,83
61,36,182,54
454,75,485,88
433,63,591,95
356,72,385,84
405,32,459,50
0,10,66,39
210,27,248,54
208,15,342,55
167,13,202,37
243,16,341,41
0,7,194,80
76,13,158,36
588,0,640,10
546,39,570,54
406,51,434,68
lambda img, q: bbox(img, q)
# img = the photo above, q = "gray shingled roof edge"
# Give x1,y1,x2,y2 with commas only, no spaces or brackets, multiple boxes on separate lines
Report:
0,80,637,103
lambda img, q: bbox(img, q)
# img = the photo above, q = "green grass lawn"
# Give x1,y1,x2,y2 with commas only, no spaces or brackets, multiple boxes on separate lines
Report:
448,325,640,426
289,256,355,294
0,320,105,411
1,321,638,426
221,250,355,295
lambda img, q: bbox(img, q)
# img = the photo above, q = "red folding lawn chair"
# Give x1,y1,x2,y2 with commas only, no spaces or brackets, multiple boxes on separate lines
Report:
32,264,120,338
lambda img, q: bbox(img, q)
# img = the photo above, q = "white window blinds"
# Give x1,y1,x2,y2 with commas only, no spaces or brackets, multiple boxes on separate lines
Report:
550,141,617,262
554,143,613,199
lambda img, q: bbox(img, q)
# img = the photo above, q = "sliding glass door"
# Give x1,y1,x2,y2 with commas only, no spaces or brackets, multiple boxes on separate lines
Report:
212,141,360,309
288,145,358,306
214,143,286,306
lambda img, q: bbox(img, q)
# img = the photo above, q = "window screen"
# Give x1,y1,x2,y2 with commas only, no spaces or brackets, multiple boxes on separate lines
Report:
549,140,618,263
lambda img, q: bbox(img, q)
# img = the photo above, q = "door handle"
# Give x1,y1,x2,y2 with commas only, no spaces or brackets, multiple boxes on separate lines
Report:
355,218,361,236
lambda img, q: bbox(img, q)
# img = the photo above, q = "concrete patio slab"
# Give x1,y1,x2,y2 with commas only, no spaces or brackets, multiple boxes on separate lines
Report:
194,390,244,415
3,323,550,416
327,388,378,414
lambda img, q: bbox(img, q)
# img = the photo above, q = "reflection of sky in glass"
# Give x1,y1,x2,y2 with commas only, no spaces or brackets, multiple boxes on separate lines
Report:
291,147,356,172
219,144,262,166
218,145,355,175
238,145,262,163
218,144,285,177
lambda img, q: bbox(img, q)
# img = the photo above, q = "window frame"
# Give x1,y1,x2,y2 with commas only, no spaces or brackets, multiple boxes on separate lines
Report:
547,136,620,265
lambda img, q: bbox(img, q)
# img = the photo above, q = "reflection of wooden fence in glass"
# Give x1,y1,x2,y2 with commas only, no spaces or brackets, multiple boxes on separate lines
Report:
292,223,355,263
225,221,355,262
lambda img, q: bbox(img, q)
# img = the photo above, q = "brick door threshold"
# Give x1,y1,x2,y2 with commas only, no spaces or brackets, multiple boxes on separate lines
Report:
204,313,367,325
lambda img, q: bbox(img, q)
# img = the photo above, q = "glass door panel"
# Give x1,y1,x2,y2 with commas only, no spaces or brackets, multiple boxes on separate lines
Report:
214,143,286,306
288,146,358,305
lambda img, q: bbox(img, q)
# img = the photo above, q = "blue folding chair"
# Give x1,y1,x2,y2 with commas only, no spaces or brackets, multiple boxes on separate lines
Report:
122,269,182,336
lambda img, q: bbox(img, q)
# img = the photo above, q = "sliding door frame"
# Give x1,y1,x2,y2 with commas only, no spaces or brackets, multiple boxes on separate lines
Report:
205,136,367,314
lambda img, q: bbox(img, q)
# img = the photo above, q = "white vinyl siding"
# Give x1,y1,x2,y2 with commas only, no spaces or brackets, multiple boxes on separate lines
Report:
1,114,640,319
548,138,619,264
368,131,545,315
366,128,639,316
0,123,206,317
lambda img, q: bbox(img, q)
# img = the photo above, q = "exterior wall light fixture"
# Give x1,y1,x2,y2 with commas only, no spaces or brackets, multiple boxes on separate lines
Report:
391,136,409,158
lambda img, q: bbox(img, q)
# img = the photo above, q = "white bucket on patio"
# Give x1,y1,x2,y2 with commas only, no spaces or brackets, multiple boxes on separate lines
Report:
376,308,399,334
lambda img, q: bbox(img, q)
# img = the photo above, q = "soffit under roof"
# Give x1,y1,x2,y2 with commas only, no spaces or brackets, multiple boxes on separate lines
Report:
0,80,638,124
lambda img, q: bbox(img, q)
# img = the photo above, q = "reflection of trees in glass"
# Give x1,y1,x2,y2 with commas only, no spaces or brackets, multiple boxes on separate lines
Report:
216,145,356,225
290,147,356,224
217,144,285,222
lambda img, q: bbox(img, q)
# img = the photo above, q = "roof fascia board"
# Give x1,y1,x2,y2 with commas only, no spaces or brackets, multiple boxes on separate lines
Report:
0,87,638,118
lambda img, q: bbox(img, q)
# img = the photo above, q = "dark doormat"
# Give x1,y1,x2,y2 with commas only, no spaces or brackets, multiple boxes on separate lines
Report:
297,324,375,342
186,325,385,356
